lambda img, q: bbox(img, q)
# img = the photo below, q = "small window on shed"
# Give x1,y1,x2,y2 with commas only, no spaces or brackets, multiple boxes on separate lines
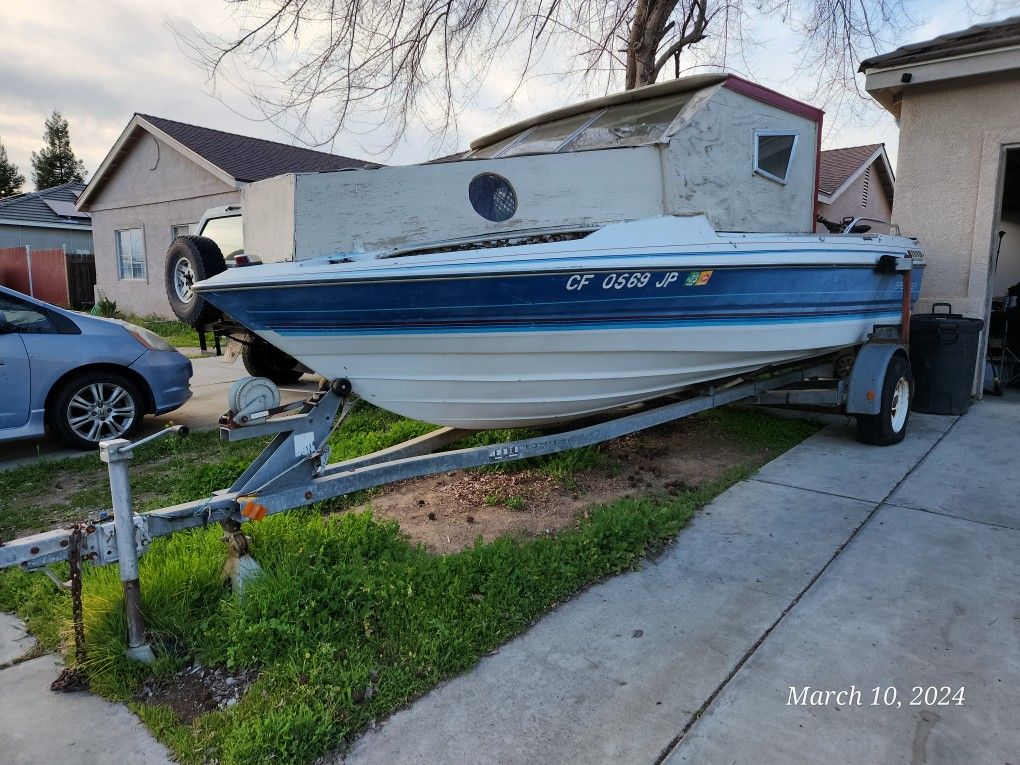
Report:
754,131,797,184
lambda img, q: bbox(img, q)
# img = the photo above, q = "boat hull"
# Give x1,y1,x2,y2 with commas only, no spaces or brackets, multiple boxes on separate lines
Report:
200,252,924,428
258,318,894,427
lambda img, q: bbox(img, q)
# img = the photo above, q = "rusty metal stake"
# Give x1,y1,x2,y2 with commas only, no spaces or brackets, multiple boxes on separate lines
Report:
100,438,155,664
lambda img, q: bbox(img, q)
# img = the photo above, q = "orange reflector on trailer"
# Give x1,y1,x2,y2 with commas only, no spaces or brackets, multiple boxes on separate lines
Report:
241,500,268,522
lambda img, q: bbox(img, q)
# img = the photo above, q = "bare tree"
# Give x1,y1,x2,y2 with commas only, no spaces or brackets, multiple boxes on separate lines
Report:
179,0,912,151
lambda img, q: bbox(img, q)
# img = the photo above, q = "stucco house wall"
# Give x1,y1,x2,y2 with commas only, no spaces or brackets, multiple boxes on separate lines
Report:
892,70,1020,318
88,134,238,316
816,165,893,232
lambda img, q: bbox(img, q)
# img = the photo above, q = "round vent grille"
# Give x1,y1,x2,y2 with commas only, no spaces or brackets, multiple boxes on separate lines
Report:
468,173,517,222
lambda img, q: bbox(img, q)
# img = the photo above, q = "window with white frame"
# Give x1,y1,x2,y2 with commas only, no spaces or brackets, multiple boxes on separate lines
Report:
116,228,146,280
754,131,798,184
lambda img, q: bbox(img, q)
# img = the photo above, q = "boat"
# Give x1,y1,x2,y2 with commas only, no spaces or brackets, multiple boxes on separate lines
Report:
195,214,924,428
193,73,926,428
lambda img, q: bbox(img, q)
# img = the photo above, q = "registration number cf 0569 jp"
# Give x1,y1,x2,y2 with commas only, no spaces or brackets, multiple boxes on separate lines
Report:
565,271,712,291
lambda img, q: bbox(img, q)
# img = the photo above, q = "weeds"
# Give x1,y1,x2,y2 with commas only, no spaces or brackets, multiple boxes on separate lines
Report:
123,315,202,348
91,292,120,318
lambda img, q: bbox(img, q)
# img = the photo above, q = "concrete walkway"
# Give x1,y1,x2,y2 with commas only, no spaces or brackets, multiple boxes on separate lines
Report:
344,396,1020,763
0,653,173,765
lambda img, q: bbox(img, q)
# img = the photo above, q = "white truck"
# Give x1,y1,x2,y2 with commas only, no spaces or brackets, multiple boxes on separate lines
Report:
163,205,305,384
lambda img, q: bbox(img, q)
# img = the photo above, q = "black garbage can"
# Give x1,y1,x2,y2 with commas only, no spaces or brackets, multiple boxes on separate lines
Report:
910,303,984,415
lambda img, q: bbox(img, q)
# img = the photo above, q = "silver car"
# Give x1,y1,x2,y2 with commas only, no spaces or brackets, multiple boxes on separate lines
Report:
0,286,193,449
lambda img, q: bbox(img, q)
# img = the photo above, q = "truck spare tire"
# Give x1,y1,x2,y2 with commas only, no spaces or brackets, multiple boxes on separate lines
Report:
165,235,227,326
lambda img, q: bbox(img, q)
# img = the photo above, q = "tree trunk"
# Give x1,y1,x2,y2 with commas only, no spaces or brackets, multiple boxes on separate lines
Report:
625,0,661,89
625,0,708,90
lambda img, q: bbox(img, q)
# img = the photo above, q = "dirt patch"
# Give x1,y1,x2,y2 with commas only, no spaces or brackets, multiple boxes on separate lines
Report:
28,472,97,515
138,665,260,724
350,417,756,554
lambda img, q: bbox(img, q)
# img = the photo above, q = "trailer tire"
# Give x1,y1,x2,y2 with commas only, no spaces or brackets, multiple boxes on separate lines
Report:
165,236,227,326
856,354,912,446
241,335,304,385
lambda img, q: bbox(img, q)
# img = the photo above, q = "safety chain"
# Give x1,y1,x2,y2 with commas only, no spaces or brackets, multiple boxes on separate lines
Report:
50,523,89,693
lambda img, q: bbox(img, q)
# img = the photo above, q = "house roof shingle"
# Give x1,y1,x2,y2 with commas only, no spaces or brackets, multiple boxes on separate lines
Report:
136,114,378,183
818,144,884,196
0,181,90,227
859,16,1020,71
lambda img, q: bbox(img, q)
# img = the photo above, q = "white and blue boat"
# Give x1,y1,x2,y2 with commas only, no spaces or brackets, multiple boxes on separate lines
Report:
195,74,925,428
196,215,924,428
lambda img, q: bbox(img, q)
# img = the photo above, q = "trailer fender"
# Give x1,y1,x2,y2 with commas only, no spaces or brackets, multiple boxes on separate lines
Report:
846,344,909,415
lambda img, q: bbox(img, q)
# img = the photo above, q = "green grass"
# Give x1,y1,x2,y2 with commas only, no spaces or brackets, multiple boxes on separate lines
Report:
0,404,820,764
0,403,439,542
0,430,271,542
0,402,612,542
125,315,203,348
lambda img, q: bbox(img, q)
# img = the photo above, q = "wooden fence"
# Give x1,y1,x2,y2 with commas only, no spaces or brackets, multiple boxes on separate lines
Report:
0,246,96,309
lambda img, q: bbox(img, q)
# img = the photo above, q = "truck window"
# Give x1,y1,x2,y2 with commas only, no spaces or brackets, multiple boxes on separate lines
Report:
201,216,244,258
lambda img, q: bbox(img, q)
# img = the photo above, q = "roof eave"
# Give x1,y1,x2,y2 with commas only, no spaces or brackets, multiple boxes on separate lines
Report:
76,115,238,211
0,217,93,231
863,44,1020,118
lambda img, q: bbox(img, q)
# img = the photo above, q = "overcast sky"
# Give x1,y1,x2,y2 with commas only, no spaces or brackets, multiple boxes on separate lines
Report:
0,0,1016,191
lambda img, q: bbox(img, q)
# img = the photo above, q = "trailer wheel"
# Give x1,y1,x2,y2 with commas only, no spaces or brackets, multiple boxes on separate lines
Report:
165,236,226,326
856,354,912,446
241,335,304,385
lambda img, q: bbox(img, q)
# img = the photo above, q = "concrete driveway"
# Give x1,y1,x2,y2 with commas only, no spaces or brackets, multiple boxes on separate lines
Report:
344,393,1020,764
2,394,1018,764
0,353,319,469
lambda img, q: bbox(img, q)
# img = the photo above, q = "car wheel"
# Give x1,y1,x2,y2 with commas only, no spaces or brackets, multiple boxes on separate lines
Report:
856,354,912,446
50,371,145,450
165,235,226,326
241,335,304,385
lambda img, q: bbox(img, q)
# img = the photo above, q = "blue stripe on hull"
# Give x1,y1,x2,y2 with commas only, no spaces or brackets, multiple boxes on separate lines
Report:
275,312,904,336
202,264,924,336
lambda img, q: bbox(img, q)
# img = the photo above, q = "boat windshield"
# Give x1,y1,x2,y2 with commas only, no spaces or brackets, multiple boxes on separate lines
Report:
472,92,694,159
380,229,595,259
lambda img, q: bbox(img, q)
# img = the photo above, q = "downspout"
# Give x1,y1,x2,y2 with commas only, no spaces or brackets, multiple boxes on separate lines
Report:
812,115,823,231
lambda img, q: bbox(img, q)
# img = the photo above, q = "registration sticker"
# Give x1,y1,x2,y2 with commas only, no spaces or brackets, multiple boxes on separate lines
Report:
685,270,714,287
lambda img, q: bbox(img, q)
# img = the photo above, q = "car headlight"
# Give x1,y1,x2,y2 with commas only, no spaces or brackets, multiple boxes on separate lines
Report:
124,324,176,352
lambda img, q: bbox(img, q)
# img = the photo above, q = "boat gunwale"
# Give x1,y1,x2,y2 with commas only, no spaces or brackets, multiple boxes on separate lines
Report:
195,257,924,293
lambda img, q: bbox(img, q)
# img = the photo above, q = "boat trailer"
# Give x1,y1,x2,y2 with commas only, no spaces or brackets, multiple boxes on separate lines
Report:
0,330,911,662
